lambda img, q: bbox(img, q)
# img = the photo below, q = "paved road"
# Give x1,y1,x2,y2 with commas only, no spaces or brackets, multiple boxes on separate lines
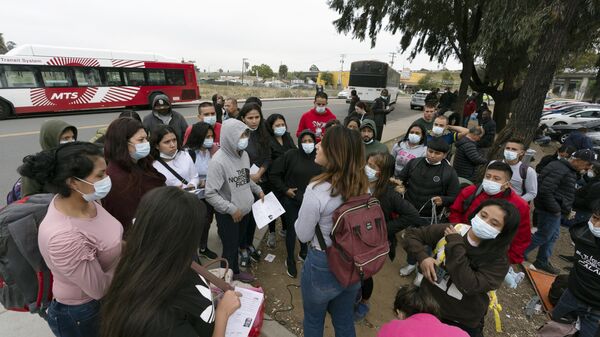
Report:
0,97,416,203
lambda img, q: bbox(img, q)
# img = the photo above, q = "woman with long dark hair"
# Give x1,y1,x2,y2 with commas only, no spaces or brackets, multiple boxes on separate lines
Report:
150,125,199,190
403,199,520,337
102,118,165,234
100,186,241,337
295,125,370,337
19,142,122,337
391,124,427,177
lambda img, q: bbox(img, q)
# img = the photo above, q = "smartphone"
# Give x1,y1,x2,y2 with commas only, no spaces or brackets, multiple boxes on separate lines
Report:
434,265,447,284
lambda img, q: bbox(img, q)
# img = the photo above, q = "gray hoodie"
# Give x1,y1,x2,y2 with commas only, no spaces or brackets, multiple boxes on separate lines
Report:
206,119,263,215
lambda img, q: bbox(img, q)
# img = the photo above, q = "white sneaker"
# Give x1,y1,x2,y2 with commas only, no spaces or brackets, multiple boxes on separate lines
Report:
400,264,416,276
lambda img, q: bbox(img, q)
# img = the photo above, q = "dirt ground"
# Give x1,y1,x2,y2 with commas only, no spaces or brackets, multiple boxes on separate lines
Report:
252,142,575,337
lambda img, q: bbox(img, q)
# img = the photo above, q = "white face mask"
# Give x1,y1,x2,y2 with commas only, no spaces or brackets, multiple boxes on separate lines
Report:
588,220,600,237
130,141,151,160
203,138,214,149
315,106,326,114
274,126,286,136
301,142,315,154
587,170,595,178
432,126,444,136
482,179,503,195
203,115,217,126
59,139,75,145
159,150,178,160
238,137,249,150
75,176,112,202
471,214,500,240
408,133,421,144
365,165,378,182
504,150,519,161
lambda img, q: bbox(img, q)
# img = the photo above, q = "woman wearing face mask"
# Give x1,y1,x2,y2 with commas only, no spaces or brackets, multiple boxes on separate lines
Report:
150,125,199,190
356,152,421,320
19,142,123,337
403,199,520,337
264,114,297,248
206,119,265,283
345,101,374,125
269,129,322,278
391,124,428,177
183,122,219,259
102,118,165,234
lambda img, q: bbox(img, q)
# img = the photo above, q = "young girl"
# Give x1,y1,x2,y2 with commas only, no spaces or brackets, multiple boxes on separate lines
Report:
265,113,296,247
295,125,369,337
150,125,199,190
391,124,427,177
206,119,264,283
184,121,219,259
100,186,241,337
402,199,520,337
19,142,122,337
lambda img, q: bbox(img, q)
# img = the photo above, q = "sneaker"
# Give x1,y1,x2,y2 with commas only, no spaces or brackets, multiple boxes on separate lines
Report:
400,264,416,276
285,259,297,278
199,247,218,260
267,232,276,248
533,260,560,275
559,254,575,263
278,229,287,238
354,302,370,321
233,271,256,283
247,246,262,262
240,250,251,268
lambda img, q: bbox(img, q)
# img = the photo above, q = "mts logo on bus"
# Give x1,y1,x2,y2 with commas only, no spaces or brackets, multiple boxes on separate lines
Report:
50,92,79,100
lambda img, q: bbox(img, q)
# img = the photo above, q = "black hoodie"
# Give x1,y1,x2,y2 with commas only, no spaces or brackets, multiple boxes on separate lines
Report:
568,221,600,308
268,130,322,204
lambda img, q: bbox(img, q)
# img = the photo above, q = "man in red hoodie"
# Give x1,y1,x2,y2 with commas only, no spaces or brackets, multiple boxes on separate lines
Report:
296,92,337,142
448,161,531,264
183,101,221,147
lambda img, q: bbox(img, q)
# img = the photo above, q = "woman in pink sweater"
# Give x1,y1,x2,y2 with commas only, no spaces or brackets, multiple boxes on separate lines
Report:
19,142,123,337
377,286,468,337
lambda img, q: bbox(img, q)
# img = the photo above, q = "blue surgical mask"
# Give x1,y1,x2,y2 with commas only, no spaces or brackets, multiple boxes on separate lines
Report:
204,115,217,126
274,126,286,137
315,106,326,114
75,176,112,202
365,165,378,182
504,150,518,161
482,179,503,195
432,126,444,136
238,137,249,150
589,220,600,238
203,138,214,149
408,133,421,144
130,141,150,160
471,214,500,240
301,143,314,154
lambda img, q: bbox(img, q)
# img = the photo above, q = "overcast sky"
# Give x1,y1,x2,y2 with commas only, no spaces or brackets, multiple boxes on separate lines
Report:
3,0,461,72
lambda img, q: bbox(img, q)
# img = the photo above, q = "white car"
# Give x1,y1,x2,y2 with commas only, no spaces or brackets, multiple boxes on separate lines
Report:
337,90,350,99
410,90,431,110
539,107,600,126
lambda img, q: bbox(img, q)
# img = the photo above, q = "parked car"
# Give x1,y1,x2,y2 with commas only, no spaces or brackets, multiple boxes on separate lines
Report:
337,89,350,99
539,107,600,126
547,119,600,143
410,90,431,110
541,102,597,116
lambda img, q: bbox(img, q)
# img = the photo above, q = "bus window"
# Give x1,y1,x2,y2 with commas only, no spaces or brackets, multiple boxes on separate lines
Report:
165,69,185,86
74,68,101,86
41,68,73,87
104,70,123,86
125,69,146,86
146,70,166,85
4,66,41,88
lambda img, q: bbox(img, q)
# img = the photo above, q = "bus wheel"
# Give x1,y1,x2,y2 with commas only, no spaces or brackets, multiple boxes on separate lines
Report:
0,101,12,120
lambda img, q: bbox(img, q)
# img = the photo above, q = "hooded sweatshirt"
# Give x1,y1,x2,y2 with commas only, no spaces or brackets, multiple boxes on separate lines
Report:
142,94,188,142
361,119,389,157
21,120,78,197
295,107,336,142
206,119,263,216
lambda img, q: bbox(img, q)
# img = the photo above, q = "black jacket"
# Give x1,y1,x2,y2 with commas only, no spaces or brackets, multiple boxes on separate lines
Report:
534,159,577,214
536,154,557,174
269,132,296,160
397,157,460,216
573,178,600,212
268,145,322,204
454,136,488,179
478,118,496,148
371,96,391,125
348,95,360,115
568,222,600,308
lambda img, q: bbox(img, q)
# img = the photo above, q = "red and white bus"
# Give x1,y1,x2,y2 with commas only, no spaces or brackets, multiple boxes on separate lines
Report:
0,45,200,119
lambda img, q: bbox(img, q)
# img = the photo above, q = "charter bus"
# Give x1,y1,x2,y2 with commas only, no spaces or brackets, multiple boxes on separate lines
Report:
347,60,400,103
0,45,200,119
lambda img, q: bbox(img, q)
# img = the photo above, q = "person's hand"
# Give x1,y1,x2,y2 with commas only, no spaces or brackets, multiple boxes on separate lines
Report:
258,192,265,202
199,179,206,188
217,290,241,318
232,209,243,223
568,210,576,220
420,257,438,283
444,225,458,237
286,188,297,198
250,173,260,183
431,196,443,206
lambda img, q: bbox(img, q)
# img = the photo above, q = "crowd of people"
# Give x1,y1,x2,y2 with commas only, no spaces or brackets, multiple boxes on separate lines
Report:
10,90,600,337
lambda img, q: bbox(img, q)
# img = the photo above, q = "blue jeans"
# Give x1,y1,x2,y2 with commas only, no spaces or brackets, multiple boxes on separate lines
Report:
46,299,100,337
525,208,561,264
552,289,600,337
301,248,360,337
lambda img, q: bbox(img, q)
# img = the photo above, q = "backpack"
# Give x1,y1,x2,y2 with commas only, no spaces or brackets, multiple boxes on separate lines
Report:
548,274,569,306
6,178,22,205
0,194,53,316
315,194,389,287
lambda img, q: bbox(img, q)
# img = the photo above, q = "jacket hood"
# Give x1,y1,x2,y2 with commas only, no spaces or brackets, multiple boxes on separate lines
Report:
39,120,78,150
152,94,172,113
360,119,378,138
298,129,316,144
221,119,249,157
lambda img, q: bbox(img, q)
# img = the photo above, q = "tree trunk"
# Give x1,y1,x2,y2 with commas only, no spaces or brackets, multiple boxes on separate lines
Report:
491,96,512,133
592,54,600,102
456,55,473,125
487,0,581,160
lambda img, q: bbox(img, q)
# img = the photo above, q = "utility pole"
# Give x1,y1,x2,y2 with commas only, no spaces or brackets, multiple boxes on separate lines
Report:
389,52,397,68
339,54,346,89
241,58,248,85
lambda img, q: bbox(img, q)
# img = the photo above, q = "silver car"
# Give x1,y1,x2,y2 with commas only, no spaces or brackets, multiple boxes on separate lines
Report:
410,90,431,110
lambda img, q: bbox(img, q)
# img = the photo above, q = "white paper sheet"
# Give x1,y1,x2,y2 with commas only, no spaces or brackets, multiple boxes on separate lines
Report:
225,287,264,337
251,192,285,229
249,164,260,175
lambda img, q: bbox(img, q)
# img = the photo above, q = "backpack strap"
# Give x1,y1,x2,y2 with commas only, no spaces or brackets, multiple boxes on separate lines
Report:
314,224,327,251
190,261,234,292
157,158,189,185
519,163,528,195
462,184,484,213
188,149,197,163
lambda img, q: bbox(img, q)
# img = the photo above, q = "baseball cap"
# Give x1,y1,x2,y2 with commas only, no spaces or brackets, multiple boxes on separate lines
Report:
572,149,597,163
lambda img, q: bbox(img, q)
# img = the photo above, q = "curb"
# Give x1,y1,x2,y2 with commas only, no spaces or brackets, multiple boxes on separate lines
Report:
260,314,297,337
